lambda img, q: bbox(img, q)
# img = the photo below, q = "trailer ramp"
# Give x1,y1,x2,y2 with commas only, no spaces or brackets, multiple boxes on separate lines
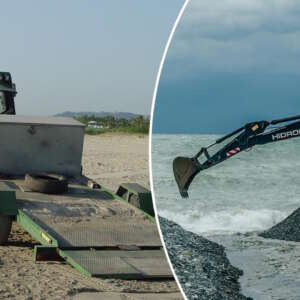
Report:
11,181,172,279
73,292,183,300
60,249,171,278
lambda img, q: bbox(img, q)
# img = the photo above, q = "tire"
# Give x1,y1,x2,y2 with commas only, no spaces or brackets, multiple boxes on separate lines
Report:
0,215,12,245
24,173,68,194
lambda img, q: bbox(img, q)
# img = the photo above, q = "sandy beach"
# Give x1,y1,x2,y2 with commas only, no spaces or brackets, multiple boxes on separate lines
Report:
82,134,150,192
0,134,180,300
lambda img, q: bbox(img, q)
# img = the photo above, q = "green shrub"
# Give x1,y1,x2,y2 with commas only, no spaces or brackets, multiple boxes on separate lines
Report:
75,115,149,135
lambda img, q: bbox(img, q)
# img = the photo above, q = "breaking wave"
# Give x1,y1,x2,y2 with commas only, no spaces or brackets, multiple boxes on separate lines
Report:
160,208,288,236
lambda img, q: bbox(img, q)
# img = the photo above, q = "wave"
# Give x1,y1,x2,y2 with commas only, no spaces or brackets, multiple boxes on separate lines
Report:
160,208,289,236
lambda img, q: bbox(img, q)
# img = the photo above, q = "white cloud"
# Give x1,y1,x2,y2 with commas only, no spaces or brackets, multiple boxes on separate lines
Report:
164,0,300,78
182,0,300,39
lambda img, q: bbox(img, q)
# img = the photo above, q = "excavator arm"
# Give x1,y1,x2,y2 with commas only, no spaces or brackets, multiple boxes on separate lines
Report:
173,115,300,198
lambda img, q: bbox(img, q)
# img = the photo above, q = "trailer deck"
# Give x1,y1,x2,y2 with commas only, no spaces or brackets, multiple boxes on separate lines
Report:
2,179,172,279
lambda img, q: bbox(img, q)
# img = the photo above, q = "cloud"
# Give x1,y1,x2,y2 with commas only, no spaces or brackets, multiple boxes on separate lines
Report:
163,0,300,79
180,0,300,40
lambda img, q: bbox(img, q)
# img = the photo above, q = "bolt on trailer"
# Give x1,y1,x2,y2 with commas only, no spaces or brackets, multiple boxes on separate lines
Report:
0,72,172,279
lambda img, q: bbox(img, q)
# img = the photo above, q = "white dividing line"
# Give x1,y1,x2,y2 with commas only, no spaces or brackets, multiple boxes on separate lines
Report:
149,1,190,300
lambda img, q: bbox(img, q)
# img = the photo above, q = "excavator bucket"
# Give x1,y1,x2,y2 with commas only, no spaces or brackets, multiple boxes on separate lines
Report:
173,156,201,198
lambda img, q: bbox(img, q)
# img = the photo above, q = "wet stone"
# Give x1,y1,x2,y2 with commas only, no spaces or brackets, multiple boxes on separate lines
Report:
260,207,300,242
159,217,252,300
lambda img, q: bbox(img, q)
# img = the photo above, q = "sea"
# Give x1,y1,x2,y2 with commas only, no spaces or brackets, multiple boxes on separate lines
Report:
152,134,300,299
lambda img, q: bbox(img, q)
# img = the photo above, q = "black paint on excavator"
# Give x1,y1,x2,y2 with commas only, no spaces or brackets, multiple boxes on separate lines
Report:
173,116,300,198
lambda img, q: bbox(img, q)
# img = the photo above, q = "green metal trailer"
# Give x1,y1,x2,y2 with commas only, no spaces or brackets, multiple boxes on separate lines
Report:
0,72,171,280
0,178,171,279
0,111,172,279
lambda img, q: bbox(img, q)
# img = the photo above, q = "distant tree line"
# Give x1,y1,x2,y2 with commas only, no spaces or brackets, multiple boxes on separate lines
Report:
75,115,149,134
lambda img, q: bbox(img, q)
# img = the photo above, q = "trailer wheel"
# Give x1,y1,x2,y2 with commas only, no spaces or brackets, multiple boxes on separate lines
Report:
0,215,12,245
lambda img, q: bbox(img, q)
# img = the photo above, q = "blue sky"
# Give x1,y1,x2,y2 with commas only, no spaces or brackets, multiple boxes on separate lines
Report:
0,1,183,115
153,0,300,133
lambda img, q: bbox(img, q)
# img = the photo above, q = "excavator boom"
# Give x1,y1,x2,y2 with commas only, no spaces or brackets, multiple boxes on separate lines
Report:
173,116,300,198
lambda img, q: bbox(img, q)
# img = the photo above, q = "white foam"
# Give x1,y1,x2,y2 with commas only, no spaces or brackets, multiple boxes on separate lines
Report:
160,208,289,236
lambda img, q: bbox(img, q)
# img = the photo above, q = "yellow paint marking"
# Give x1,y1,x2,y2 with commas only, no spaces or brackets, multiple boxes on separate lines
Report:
40,231,52,244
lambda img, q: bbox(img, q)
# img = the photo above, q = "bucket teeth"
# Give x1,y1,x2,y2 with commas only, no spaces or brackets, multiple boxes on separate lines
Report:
180,190,189,198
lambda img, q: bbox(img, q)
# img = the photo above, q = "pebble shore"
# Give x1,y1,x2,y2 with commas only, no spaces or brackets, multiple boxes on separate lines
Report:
159,217,252,300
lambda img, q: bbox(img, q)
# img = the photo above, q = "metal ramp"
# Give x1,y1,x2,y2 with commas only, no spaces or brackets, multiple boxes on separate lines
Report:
12,181,172,279
20,212,161,248
60,250,171,278
73,292,183,300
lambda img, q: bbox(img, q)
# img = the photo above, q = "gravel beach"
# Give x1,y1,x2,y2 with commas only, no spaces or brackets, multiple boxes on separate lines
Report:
159,217,251,300
260,207,300,242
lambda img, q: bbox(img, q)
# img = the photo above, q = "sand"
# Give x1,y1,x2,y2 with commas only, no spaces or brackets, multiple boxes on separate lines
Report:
0,134,180,300
82,134,150,192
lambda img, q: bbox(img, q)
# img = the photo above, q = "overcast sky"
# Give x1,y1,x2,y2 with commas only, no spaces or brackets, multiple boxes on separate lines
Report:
153,0,300,133
0,1,183,115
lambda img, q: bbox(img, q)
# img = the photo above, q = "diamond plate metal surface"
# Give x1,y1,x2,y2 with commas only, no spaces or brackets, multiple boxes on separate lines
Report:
123,257,172,277
17,183,161,247
15,181,168,279
59,222,160,247
63,250,173,279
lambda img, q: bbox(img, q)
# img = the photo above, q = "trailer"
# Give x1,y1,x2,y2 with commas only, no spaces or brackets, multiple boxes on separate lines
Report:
0,115,171,280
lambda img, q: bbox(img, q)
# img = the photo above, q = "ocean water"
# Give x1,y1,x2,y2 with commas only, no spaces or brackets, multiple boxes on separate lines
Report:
152,134,300,236
152,134,300,299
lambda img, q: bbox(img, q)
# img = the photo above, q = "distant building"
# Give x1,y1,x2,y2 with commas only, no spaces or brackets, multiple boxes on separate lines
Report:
87,120,104,129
